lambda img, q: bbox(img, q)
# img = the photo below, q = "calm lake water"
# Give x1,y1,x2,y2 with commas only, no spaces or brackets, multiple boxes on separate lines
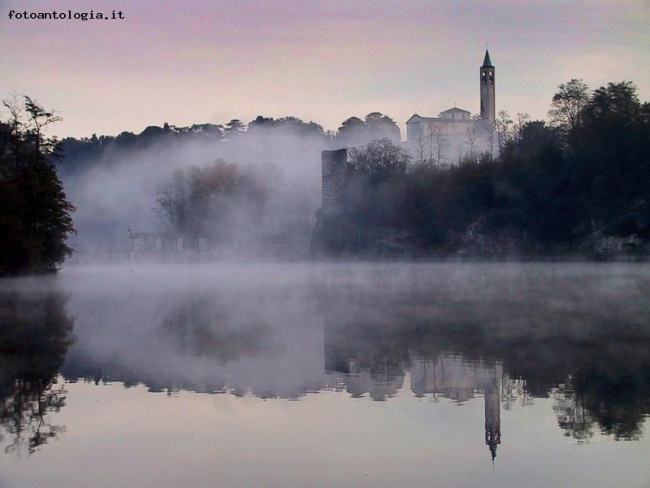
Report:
1,262,649,488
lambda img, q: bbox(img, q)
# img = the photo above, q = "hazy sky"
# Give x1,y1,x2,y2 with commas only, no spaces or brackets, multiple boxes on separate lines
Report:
1,0,648,139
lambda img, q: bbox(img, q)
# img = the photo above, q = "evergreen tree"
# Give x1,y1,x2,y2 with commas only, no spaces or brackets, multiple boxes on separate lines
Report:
0,96,75,275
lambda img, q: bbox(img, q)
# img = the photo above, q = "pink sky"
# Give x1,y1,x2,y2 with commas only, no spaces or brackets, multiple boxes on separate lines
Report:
1,0,648,139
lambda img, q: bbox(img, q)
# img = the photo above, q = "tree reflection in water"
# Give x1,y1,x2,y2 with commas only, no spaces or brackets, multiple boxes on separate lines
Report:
552,341,650,441
160,291,282,363
0,289,75,455
319,279,650,443
156,281,650,442
52,263,650,449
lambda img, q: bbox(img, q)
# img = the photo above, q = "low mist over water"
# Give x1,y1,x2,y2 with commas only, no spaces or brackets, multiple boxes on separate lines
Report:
1,261,649,487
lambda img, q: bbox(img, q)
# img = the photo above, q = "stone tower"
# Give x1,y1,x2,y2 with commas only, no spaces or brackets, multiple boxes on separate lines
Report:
480,49,495,125
484,377,501,462
321,149,349,216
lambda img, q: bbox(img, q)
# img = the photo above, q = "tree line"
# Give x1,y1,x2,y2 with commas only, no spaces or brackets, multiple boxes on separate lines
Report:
313,80,650,256
53,111,402,254
2,79,648,272
56,111,401,175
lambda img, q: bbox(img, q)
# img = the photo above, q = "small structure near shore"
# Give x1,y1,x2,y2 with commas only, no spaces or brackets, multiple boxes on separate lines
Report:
128,231,208,257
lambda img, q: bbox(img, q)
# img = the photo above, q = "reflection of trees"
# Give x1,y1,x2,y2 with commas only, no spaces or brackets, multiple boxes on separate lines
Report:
554,342,650,441
0,289,74,455
553,382,595,441
432,329,649,441
63,287,320,398
160,292,280,363
0,379,68,455
325,319,409,400
320,283,650,439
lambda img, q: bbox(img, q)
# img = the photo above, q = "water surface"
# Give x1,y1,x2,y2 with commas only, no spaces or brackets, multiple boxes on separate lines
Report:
1,262,649,487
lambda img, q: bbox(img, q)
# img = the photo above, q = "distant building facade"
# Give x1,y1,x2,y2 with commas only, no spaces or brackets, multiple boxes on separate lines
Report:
406,107,474,144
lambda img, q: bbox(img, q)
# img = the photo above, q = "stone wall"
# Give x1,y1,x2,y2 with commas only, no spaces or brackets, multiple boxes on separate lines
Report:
321,148,348,216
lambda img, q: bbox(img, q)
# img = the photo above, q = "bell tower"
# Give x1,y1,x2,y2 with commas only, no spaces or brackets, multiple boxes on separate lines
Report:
480,49,495,125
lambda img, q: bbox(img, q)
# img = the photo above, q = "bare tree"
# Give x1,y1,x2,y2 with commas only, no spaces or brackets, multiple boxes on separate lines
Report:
495,110,513,153
548,79,589,135
512,112,530,145
414,133,427,165
465,125,479,159
426,122,448,167
24,96,62,158
486,122,496,158
155,169,188,232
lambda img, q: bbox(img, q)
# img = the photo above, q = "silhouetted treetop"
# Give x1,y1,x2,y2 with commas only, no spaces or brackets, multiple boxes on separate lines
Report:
0,95,75,275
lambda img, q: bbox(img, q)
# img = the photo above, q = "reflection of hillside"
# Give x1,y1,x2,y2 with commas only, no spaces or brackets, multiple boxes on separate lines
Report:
317,265,650,443
54,263,650,446
0,288,75,455
63,283,650,443
62,284,326,399
326,319,650,442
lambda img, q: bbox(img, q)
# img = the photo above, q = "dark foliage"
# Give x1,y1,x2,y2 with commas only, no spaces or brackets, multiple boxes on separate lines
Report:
154,159,282,244
336,112,401,147
0,96,75,275
55,115,330,176
0,289,75,455
315,81,650,256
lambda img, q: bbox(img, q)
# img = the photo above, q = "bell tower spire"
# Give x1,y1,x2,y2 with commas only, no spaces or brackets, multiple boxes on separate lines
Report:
480,49,496,125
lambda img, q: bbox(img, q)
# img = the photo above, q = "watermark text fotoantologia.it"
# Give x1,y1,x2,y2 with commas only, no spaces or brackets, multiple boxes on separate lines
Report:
7,9,125,21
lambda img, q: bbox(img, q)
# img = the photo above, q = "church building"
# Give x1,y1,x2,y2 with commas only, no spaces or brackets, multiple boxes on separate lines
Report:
405,50,496,158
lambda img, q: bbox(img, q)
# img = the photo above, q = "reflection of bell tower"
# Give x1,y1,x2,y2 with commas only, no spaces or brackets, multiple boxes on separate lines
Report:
484,378,501,462
480,49,495,125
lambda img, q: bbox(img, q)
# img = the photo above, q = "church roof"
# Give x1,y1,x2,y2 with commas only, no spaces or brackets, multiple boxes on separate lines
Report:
482,49,493,68
440,107,471,115
406,114,439,124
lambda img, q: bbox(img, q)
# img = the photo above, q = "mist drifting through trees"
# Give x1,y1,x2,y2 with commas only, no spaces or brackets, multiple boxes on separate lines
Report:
1,79,648,271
